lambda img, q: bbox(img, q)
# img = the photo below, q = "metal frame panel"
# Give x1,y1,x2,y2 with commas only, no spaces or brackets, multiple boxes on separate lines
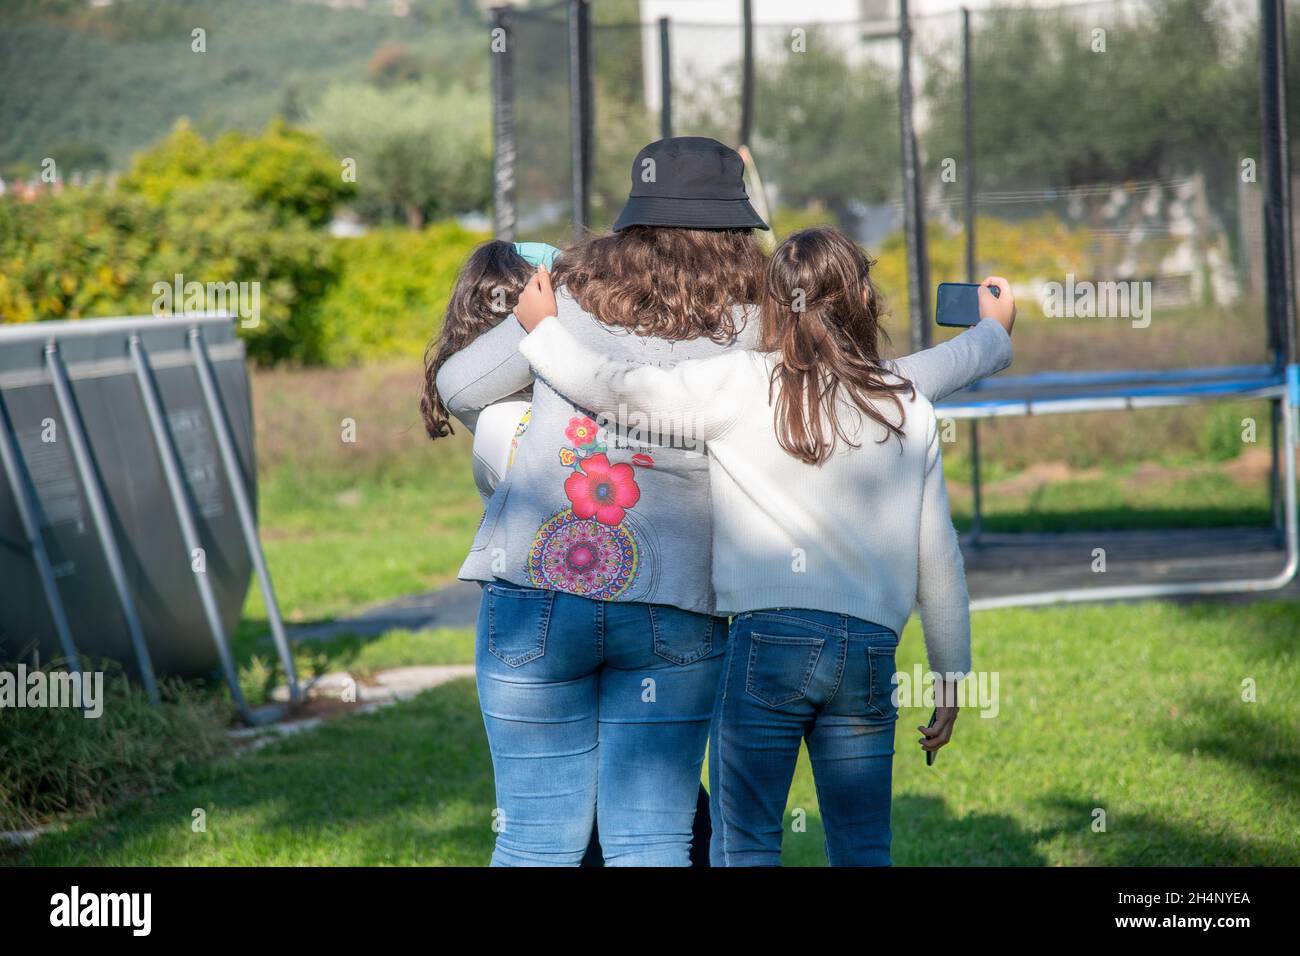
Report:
45,342,159,702
0,313,294,722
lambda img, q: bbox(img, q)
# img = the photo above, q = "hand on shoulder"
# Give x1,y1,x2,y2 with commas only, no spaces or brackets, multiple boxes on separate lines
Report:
515,265,558,333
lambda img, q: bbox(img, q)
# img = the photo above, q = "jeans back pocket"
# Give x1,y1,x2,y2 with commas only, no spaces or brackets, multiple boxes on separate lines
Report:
486,581,554,667
745,633,824,707
865,643,900,718
649,605,717,665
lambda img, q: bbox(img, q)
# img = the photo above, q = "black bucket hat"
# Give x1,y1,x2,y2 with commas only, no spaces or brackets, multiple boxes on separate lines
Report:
612,136,770,232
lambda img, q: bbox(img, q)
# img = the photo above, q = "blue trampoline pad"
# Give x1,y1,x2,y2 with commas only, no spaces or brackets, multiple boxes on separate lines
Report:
937,364,1289,419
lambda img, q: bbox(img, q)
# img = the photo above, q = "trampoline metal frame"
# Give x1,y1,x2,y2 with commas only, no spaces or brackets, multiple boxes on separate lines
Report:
946,372,1299,611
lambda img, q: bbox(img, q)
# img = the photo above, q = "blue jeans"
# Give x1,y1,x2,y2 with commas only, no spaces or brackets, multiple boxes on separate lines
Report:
709,609,900,867
475,580,726,866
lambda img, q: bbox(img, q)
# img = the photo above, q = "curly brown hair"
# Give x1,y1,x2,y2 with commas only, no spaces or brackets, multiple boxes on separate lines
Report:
552,226,765,343
759,227,915,465
420,239,533,439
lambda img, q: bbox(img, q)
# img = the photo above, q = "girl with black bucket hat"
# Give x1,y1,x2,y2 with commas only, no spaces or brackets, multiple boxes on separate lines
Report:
436,137,1012,866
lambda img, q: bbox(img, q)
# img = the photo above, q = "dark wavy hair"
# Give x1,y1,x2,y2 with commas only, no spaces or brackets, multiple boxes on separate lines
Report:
759,227,915,465
420,239,533,439
552,226,765,343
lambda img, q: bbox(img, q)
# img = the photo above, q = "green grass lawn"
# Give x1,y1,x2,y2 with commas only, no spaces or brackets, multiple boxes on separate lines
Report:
16,599,1298,866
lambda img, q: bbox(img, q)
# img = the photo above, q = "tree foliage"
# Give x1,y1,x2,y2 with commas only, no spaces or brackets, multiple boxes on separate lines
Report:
119,119,353,228
309,82,490,229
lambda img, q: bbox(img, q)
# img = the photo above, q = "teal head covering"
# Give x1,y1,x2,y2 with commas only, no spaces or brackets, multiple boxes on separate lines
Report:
512,241,561,270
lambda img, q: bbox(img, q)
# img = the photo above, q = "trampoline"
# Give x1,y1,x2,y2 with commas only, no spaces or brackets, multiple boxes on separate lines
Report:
489,0,1300,609
939,362,1298,607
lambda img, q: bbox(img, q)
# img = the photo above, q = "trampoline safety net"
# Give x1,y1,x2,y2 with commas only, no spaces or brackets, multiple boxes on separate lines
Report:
496,0,1297,376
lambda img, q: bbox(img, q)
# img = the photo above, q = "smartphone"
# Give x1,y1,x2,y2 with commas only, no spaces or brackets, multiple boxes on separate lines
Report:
924,708,939,766
936,281,999,328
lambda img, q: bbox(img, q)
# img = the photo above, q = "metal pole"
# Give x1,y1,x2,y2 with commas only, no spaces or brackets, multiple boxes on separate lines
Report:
739,0,754,147
491,5,517,241
1261,0,1296,541
189,328,299,704
962,7,976,284
45,343,157,701
962,7,983,543
659,16,673,140
1260,0,1297,370
568,0,592,235
128,334,249,720
0,393,81,673
899,0,931,352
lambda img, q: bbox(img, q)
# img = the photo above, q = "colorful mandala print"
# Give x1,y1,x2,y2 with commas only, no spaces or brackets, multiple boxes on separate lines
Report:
527,417,656,598
526,508,639,599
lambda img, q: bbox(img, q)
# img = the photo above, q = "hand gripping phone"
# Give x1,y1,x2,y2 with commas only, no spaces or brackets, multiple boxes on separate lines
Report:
936,281,1000,328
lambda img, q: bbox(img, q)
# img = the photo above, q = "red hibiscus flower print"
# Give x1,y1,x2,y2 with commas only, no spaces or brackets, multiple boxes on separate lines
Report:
565,416,600,448
564,453,641,525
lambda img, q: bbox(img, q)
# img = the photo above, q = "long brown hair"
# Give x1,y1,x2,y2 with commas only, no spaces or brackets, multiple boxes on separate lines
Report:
552,226,765,343
421,239,533,439
759,227,915,465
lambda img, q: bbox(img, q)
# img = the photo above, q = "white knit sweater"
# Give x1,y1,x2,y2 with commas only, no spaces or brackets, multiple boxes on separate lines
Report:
520,318,996,677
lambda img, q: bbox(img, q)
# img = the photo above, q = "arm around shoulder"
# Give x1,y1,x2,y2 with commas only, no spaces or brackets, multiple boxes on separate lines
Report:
519,317,751,444
435,315,533,428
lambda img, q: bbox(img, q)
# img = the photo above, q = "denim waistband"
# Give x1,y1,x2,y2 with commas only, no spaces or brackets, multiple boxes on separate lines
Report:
735,607,896,639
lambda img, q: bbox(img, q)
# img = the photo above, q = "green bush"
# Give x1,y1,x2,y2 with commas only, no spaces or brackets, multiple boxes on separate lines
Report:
0,181,340,364
120,119,353,227
0,662,231,831
316,222,489,364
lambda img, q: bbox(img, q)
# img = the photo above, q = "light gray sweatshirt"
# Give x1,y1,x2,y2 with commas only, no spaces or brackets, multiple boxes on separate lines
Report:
436,287,1011,617
522,317,978,675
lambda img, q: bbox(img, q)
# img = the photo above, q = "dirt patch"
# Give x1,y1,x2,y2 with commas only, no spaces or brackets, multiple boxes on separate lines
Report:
949,447,1296,501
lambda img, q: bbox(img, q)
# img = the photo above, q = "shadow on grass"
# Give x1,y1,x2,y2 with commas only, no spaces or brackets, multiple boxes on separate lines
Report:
1155,692,1300,812
780,795,1048,867
893,794,1049,866
1033,796,1300,865
14,678,496,867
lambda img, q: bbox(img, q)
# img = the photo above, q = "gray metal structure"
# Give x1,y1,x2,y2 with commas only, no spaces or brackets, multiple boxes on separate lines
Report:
0,313,297,717
658,15,672,140
491,4,517,242
568,0,593,235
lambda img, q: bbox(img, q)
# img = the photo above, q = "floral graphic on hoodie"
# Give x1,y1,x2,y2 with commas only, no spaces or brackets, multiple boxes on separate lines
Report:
527,417,654,599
